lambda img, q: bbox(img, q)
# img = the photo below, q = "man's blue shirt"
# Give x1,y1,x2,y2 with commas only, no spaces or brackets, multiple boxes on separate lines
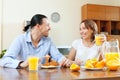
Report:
0,31,65,68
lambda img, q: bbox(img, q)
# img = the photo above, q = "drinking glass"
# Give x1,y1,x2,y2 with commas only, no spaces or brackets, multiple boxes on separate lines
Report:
28,56,39,71
95,34,106,46
95,34,106,61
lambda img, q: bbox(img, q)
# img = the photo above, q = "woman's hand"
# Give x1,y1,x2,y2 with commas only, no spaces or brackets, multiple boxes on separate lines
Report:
74,58,83,66
59,58,72,68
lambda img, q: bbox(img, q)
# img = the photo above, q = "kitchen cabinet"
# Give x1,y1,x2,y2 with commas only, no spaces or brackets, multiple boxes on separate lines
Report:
105,6,119,21
81,4,120,35
82,4,106,20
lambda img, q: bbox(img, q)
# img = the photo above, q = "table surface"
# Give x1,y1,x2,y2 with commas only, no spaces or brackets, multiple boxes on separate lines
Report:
1,67,120,80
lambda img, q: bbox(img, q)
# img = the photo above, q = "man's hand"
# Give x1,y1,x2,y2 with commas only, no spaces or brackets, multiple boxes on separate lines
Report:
20,60,29,68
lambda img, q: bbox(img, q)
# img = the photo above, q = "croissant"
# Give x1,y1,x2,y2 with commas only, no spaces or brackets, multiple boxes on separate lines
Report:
43,56,59,66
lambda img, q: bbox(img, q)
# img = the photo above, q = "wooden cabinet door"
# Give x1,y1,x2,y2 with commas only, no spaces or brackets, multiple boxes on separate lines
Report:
106,6,120,21
87,4,106,20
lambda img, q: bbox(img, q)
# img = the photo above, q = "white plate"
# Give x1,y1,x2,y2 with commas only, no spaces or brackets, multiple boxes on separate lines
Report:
41,66,60,69
81,66,104,70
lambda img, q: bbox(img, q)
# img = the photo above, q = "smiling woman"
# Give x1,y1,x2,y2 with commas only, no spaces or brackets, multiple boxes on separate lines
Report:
67,19,105,66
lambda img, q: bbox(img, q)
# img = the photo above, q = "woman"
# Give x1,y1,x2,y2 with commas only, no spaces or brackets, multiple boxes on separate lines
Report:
0,14,70,68
68,19,105,66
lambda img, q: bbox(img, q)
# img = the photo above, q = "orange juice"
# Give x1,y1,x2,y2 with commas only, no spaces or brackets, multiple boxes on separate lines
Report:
95,34,106,46
105,52,119,61
95,36,104,46
28,56,39,71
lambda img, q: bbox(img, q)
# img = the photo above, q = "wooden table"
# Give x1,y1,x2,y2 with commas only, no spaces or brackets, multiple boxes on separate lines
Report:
1,67,120,80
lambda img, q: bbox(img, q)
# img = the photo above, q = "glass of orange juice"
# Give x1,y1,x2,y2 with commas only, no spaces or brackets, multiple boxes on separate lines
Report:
28,56,39,71
95,34,106,46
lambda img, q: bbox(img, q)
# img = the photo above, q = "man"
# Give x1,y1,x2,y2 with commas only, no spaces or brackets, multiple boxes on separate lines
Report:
0,14,71,68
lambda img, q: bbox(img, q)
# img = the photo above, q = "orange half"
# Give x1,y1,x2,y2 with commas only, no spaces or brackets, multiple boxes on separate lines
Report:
70,63,80,71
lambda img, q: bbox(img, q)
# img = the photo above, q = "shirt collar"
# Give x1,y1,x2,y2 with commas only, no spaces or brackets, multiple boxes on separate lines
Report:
25,31,47,46
26,31,32,42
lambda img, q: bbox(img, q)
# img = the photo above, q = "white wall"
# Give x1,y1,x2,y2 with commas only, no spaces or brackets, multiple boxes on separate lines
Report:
0,0,3,52
1,0,120,51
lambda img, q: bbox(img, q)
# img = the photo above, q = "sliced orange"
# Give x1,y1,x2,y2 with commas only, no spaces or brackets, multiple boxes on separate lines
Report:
90,58,98,66
85,61,94,68
85,58,98,68
95,59,105,68
106,59,120,70
70,63,80,71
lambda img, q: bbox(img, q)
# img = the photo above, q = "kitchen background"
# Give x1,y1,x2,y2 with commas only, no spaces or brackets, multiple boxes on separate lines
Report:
0,0,120,52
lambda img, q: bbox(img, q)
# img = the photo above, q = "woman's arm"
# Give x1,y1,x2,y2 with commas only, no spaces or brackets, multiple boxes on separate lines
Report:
68,47,76,60
68,47,83,66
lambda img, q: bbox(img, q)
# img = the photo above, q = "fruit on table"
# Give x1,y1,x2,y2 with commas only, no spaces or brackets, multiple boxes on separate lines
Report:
95,60,105,68
106,59,120,71
85,61,94,68
85,58,105,68
90,58,98,66
70,63,80,71
85,58,98,68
